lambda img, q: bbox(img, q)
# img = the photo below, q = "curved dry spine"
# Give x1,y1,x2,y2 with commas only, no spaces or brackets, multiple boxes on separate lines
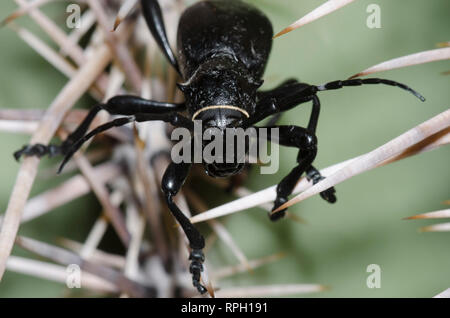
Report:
59,238,126,269
87,0,142,92
405,208,450,233
113,0,139,31
0,120,39,134
0,162,121,225
6,255,118,294
73,146,131,245
122,202,146,293
434,288,450,298
13,0,113,94
405,209,450,220
1,0,59,26
15,236,154,297
420,223,450,233
14,0,86,65
274,0,356,38
10,23,77,78
349,47,450,79
80,192,123,259
62,9,96,56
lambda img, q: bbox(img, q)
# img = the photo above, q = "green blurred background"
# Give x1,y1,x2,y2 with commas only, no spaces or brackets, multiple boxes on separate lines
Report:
0,0,449,297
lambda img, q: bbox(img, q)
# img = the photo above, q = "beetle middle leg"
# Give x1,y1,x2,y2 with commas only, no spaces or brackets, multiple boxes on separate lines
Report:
249,84,337,215
256,125,319,221
301,95,336,203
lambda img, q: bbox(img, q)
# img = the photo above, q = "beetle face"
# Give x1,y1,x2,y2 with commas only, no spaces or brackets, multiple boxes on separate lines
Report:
201,125,247,178
204,162,245,178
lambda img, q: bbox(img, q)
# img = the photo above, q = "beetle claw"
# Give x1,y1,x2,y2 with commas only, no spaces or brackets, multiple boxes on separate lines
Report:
13,144,61,161
270,197,288,221
189,249,207,294
307,168,337,204
320,187,337,204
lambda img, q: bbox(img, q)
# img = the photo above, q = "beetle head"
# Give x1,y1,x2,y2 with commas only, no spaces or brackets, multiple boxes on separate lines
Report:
200,125,251,178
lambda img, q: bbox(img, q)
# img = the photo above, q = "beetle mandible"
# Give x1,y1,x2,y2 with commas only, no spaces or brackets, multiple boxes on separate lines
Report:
14,0,425,294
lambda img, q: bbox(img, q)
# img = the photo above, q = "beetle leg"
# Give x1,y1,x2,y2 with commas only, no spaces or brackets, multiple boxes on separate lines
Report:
14,104,104,161
255,125,335,221
140,0,180,75
304,96,337,202
256,78,300,101
162,161,207,294
14,95,185,161
251,89,337,211
266,113,282,126
243,80,312,127
260,125,318,221
56,111,192,173
306,165,337,203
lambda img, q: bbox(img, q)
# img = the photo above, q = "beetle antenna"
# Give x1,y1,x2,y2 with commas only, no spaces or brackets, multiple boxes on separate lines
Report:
57,116,134,174
315,78,426,102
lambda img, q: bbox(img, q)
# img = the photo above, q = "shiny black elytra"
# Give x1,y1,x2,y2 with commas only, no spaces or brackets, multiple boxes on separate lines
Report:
14,0,425,294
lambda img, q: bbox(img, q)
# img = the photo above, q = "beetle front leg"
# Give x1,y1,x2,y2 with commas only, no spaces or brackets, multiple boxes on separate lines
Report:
14,95,185,161
162,161,207,294
14,104,105,161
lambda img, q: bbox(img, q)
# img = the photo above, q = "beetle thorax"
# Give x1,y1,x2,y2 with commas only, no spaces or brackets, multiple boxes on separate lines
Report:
177,55,262,122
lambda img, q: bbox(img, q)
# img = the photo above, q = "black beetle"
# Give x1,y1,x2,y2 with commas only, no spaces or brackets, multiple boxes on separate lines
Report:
14,0,425,294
